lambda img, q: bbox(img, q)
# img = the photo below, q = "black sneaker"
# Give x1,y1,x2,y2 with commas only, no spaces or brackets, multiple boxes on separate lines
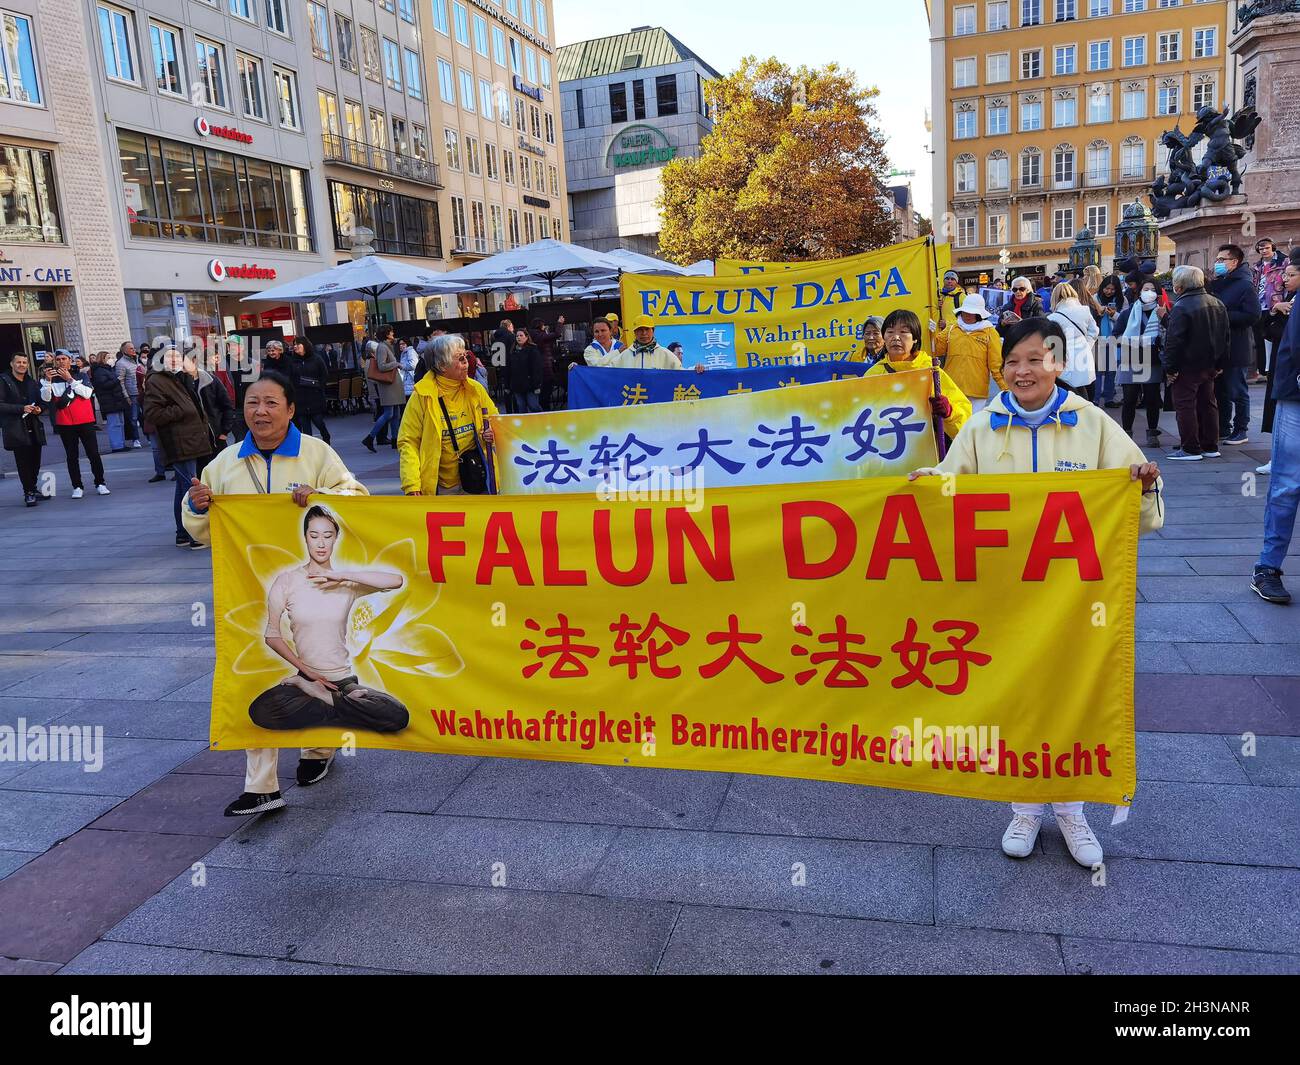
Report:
1252,567,1292,605
296,755,335,786
188,538,209,551
361,436,376,453
175,533,193,548
148,474,166,483
24,492,37,507
224,791,286,817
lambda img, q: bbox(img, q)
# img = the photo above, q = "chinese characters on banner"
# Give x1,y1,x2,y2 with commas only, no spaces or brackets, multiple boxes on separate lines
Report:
209,472,1140,805
493,371,939,496
566,360,872,410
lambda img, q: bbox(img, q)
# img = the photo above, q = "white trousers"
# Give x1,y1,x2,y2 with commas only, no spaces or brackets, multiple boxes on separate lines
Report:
245,747,334,793
1010,801,1084,818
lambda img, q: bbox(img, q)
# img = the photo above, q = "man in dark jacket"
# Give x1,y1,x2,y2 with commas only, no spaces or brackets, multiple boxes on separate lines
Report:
0,352,46,505
1254,275,1300,604
1211,244,1262,444
1164,265,1231,461
144,346,215,549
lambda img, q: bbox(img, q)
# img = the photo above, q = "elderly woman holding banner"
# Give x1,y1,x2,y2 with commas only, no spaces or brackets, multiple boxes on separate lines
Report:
865,309,972,440
910,317,1163,870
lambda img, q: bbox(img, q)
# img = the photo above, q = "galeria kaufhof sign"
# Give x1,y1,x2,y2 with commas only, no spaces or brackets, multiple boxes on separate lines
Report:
607,124,678,169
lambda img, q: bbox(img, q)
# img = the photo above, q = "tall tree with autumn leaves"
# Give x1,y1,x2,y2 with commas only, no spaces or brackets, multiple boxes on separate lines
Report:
658,58,898,265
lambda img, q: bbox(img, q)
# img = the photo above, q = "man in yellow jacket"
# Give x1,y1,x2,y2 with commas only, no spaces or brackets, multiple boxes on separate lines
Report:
931,293,1006,413
866,309,973,439
399,334,500,495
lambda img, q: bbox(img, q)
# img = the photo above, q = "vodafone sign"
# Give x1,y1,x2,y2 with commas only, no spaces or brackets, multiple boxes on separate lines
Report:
194,116,253,145
208,258,277,282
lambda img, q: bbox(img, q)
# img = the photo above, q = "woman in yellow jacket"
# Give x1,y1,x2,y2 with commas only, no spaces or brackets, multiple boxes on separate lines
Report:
865,308,973,440
930,293,1006,413
398,334,500,495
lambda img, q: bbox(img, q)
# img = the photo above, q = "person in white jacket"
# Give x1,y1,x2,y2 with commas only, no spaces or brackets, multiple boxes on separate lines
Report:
1047,282,1100,399
581,318,623,366
582,315,705,372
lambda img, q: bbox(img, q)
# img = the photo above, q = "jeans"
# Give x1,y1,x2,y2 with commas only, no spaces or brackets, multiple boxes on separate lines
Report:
1172,368,1220,455
368,404,398,442
55,424,105,489
1095,370,1117,405
1215,365,1250,437
125,397,140,441
172,458,197,538
1259,400,1300,571
147,431,166,476
512,389,542,414
105,411,126,451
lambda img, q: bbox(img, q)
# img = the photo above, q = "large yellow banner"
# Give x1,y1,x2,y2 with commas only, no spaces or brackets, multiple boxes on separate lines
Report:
621,237,937,368
714,237,931,276
209,471,1139,805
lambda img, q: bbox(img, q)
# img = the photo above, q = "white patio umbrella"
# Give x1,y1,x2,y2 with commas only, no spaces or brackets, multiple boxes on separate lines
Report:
436,239,622,300
241,255,468,321
601,248,688,276
681,259,715,276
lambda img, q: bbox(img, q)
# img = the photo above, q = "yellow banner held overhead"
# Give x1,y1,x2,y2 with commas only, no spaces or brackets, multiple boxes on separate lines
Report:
209,471,1140,806
621,238,936,369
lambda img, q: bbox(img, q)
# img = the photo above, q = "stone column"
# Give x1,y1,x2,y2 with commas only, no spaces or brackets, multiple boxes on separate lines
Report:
1234,11,1300,245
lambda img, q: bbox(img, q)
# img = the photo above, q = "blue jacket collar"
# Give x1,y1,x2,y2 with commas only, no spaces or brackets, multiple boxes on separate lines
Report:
238,422,302,458
988,387,1078,430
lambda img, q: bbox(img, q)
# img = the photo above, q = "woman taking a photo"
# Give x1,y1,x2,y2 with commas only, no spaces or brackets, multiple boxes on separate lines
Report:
399,334,499,496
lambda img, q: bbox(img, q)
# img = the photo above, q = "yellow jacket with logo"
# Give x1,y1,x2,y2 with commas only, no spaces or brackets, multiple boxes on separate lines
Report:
929,387,1164,533
398,373,500,494
864,351,973,437
933,323,1005,399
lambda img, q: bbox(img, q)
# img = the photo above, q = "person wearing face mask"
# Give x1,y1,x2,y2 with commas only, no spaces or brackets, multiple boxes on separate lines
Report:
1113,278,1168,448
908,317,1162,870
930,294,1005,413
89,351,132,452
1210,244,1261,446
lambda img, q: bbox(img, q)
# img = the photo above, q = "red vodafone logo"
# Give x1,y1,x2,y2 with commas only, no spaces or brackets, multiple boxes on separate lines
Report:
208,258,276,282
194,116,253,144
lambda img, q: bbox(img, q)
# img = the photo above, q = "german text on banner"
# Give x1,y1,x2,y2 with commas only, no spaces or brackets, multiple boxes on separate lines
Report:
620,237,935,368
566,360,871,410
493,371,938,496
208,471,1139,805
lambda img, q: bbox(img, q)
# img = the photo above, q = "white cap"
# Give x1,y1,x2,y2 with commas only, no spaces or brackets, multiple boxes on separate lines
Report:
956,293,990,319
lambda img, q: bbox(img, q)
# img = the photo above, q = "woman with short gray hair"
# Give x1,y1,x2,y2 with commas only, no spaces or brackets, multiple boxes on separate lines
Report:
1163,263,1230,461
398,333,499,495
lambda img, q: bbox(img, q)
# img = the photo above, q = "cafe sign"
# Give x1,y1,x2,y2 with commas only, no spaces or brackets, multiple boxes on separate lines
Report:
607,124,677,170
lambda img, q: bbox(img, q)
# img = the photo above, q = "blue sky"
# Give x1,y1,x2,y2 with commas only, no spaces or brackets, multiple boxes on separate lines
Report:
554,1,935,218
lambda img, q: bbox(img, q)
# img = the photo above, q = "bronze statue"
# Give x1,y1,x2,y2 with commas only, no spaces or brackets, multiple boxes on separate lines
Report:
1148,106,1260,218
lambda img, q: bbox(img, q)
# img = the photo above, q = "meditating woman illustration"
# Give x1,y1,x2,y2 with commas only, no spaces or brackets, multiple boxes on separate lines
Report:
249,504,409,734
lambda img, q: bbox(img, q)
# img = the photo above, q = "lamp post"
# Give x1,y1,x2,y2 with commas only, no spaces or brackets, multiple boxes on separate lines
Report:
1067,225,1101,278
1114,200,1160,268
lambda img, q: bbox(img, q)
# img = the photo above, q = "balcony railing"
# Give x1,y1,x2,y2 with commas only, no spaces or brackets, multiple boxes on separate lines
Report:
1010,165,1156,194
451,236,506,257
321,134,442,189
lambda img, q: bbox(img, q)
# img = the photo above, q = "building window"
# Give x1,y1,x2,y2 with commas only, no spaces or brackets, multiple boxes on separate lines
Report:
575,87,585,129
549,163,559,196
530,104,541,139
989,213,1008,246
509,38,521,76
490,203,503,250
1086,142,1110,184
988,1,1010,30
273,67,300,130
329,179,440,258
413,125,428,160
368,108,386,150
520,154,530,188
955,155,977,194
1054,45,1076,76
383,39,401,91
1056,0,1077,18
1121,137,1146,178
485,141,498,180
432,0,449,36
265,0,289,36
524,211,535,243
1053,207,1075,240
343,98,362,141
545,112,554,144
987,52,1010,83
522,0,534,25
479,78,492,118
472,200,486,250
503,149,515,185
229,0,254,22
406,50,422,100
988,152,1010,190
526,46,537,85
399,0,414,21
492,26,506,65
515,97,526,132
1122,0,1145,10
336,14,356,72
542,57,551,88
1158,83,1180,115
1021,210,1041,242
537,2,548,36
633,79,646,119
194,38,227,109
1022,0,1042,26
444,128,460,170
117,127,314,250
1088,84,1112,123
610,82,627,123
1053,148,1076,189
1157,31,1181,63
1021,148,1042,187
507,206,519,246
307,3,330,61
1087,204,1108,236
391,116,407,155
1157,0,1180,6
1089,41,1111,71
0,144,60,242
956,217,976,247
1193,77,1217,111
0,11,41,104
506,0,518,14
657,74,678,116
466,134,481,176
954,5,976,34
149,22,185,98
453,2,469,45
1054,93,1077,127
450,195,466,248
1021,49,1042,79
1021,97,1043,131
1089,0,1111,14
534,159,544,190
438,59,455,104
318,89,339,137
473,14,488,56
497,87,510,125
236,53,266,121
459,68,474,111
954,105,976,139
359,27,380,83
97,4,138,84
1193,28,1217,59
987,101,1009,135
1123,36,1145,67
1121,83,1147,119
954,57,976,89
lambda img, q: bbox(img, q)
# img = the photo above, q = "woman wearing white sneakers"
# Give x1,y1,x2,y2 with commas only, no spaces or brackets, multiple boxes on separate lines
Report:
911,317,1164,869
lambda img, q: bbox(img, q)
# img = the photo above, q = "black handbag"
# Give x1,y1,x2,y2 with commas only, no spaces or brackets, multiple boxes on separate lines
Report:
437,394,489,494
